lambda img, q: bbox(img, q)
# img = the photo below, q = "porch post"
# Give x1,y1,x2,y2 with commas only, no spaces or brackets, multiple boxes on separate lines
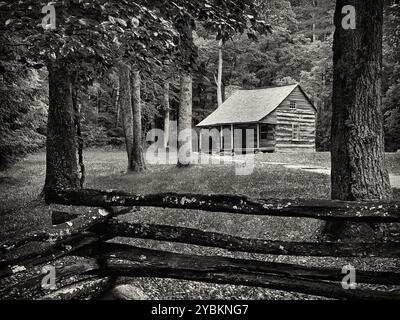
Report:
199,128,202,154
231,124,234,153
257,123,260,150
220,126,223,152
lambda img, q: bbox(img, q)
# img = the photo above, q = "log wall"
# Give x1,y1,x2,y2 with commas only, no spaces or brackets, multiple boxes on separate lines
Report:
261,87,316,153
274,87,316,152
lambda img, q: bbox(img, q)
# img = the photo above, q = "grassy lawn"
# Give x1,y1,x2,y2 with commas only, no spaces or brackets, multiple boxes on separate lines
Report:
256,151,400,175
1,149,399,300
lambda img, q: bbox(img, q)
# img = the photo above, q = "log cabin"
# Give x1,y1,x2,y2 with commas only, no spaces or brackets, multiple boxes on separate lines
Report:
197,84,317,153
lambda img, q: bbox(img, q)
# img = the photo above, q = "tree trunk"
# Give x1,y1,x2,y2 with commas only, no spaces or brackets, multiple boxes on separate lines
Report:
115,85,120,128
315,99,321,149
44,62,80,200
131,69,146,172
327,0,392,240
72,84,85,189
217,39,224,107
96,91,102,121
312,0,317,42
175,14,194,167
331,0,391,201
118,63,134,172
163,82,170,149
177,73,193,167
148,113,156,142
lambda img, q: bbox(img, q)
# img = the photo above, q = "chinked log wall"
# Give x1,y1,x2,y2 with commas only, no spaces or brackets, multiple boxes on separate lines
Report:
274,86,316,152
1,188,400,300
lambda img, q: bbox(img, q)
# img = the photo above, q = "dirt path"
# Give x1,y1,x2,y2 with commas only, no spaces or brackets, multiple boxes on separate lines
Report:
203,153,400,189
284,165,400,189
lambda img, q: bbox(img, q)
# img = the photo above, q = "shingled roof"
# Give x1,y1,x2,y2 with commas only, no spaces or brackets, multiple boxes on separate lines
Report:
197,84,309,127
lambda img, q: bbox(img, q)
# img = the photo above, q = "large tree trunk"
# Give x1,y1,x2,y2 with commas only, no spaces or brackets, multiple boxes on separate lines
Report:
327,0,392,240
131,69,146,172
118,63,134,172
44,62,80,200
217,39,224,107
331,0,391,201
177,73,193,167
163,82,170,149
175,14,194,168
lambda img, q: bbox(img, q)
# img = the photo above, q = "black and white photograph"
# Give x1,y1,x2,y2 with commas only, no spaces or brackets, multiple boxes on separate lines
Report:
0,0,400,311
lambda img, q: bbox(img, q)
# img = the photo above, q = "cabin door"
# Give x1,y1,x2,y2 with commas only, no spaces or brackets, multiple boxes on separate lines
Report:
234,124,257,152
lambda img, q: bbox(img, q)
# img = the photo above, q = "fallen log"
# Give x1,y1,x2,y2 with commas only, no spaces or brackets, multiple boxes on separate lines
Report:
75,243,400,300
47,188,400,223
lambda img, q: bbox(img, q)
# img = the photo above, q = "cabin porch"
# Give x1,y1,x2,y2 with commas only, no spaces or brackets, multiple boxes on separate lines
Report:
198,123,276,154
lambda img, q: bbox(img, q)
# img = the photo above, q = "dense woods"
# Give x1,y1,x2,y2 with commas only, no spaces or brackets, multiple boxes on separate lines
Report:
1,0,399,172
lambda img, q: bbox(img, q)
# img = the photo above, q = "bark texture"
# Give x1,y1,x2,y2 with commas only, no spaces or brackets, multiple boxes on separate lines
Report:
177,73,193,167
44,62,80,199
47,188,400,223
48,213,400,259
130,69,146,172
331,0,391,201
71,74,85,188
114,85,120,128
328,0,393,240
175,14,194,167
118,63,134,172
312,0,317,42
217,39,224,107
163,82,170,148
77,243,399,300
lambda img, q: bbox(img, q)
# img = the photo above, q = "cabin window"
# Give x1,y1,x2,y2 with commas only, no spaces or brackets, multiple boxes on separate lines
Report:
260,125,269,140
289,100,296,109
292,124,301,141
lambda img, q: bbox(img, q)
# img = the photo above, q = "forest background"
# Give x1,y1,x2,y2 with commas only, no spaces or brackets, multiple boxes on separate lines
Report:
1,0,399,170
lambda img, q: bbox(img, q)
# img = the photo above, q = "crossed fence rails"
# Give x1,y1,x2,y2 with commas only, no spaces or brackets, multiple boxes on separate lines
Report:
1,188,400,300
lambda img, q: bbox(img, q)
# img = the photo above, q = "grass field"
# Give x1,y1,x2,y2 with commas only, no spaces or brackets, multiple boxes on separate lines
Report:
1,150,399,299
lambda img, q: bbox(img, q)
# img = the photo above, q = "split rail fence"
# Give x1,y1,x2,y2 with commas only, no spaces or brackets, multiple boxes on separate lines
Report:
1,188,400,300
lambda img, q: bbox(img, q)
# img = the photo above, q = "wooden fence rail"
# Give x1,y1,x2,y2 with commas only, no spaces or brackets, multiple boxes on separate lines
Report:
87,218,400,258
1,188,400,300
47,188,400,223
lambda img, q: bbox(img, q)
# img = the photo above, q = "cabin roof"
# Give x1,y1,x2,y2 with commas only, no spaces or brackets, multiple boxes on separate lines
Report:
197,84,315,127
